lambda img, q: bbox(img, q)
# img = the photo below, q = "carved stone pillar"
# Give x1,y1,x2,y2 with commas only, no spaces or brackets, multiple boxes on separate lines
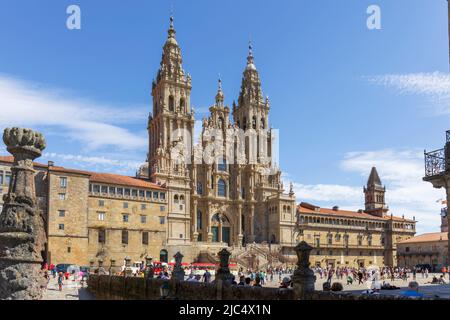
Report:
248,204,255,243
0,127,47,300
215,248,233,282
237,205,243,247
172,252,185,281
192,200,198,242
292,241,316,300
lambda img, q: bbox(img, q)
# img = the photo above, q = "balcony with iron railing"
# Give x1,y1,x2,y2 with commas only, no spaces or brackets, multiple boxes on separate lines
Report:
424,130,450,178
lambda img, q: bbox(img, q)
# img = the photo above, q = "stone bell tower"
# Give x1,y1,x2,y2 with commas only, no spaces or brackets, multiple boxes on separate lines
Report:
147,16,194,246
364,167,388,217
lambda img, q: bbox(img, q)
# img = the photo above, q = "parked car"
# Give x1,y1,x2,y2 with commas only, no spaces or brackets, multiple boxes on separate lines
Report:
55,263,73,273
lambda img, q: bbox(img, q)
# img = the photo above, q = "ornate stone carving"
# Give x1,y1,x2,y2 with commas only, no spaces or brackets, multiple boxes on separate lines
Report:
215,248,233,282
0,127,47,300
292,241,316,300
172,252,185,281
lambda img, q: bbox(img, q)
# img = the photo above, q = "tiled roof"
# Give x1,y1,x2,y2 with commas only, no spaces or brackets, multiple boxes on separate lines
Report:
397,232,448,244
0,155,165,190
89,172,165,190
297,202,414,222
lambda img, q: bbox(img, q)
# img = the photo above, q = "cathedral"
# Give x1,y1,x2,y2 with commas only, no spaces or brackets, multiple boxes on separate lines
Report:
145,16,297,255
0,16,417,269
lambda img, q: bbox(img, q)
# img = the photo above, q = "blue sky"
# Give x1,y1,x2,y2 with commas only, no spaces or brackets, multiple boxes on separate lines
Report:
0,0,448,233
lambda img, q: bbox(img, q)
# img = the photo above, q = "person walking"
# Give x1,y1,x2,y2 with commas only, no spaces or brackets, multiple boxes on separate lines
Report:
203,269,211,283
57,272,64,292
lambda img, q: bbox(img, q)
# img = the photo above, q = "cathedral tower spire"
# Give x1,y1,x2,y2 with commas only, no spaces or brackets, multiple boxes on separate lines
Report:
364,167,388,217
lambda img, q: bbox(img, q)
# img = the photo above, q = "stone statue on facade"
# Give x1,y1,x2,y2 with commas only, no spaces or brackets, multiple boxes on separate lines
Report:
0,127,47,300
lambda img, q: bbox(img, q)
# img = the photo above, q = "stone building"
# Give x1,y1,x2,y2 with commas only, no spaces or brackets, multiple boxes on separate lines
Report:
296,167,416,268
397,232,448,270
0,17,417,269
397,207,449,270
145,16,296,262
0,156,168,266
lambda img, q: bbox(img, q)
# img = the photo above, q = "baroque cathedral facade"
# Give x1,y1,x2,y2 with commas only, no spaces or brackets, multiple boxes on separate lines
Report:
145,17,297,257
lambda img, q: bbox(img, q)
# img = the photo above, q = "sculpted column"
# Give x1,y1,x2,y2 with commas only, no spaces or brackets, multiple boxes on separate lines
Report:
237,204,243,247
248,204,255,243
0,127,47,300
192,199,198,242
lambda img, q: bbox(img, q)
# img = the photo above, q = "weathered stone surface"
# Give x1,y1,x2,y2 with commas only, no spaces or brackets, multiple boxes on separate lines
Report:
0,127,46,300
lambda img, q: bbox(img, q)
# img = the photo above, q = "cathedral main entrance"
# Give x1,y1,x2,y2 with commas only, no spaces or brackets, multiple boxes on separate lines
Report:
211,213,232,246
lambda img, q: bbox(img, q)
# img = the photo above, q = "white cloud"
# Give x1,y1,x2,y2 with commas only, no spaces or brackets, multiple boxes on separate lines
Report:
367,72,450,114
285,149,445,234
0,74,147,150
42,152,143,173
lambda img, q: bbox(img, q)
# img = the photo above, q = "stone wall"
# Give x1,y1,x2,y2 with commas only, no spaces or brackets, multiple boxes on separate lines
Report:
87,274,428,300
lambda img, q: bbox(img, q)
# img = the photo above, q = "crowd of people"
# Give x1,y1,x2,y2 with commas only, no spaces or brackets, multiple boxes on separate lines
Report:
314,265,450,286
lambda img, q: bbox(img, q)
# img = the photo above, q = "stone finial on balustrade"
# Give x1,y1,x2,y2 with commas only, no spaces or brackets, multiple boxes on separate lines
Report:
124,256,132,276
109,259,116,276
145,255,154,279
215,248,233,282
172,252,185,281
0,127,47,300
292,241,316,300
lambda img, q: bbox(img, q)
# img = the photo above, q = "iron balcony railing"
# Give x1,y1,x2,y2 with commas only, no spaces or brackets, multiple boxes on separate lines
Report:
424,147,446,177
424,130,450,177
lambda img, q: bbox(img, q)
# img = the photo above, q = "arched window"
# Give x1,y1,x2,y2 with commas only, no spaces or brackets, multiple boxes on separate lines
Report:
197,210,202,230
180,97,185,111
252,116,257,129
180,195,185,204
283,205,286,213
261,118,265,129
169,95,175,112
218,157,227,172
243,117,247,131
219,117,224,129
218,179,226,197
174,194,179,203
197,182,203,195
237,120,240,128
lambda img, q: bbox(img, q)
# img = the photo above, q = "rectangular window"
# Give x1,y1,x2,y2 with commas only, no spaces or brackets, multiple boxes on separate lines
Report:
89,184,93,192
121,230,128,244
142,232,149,245
160,192,165,200
60,177,67,188
109,186,116,195
141,204,146,210
123,214,129,223
58,210,65,217
139,190,145,198
160,206,165,212
98,229,106,243
59,193,66,200
153,191,159,199
5,173,11,186
98,200,104,207
140,215,147,224
98,212,105,221
132,189,138,197
123,202,128,209
124,189,131,196
0,171,3,185
58,224,64,230
67,247,71,253
146,191,151,199
159,216,165,225
315,237,320,247
117,188,124,196
101,186,108,194
93,185,100,193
